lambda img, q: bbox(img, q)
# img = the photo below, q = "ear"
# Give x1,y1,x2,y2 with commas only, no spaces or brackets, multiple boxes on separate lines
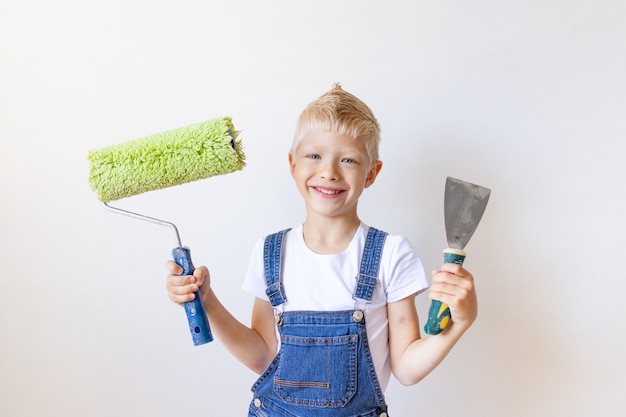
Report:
288,152,296,177
364,160,383,188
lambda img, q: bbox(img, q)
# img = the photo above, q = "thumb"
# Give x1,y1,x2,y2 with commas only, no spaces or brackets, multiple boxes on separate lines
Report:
193,266,209,286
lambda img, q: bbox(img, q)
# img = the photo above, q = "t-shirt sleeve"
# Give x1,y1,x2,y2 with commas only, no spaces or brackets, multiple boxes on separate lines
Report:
241,236,270,301
382,234,429,303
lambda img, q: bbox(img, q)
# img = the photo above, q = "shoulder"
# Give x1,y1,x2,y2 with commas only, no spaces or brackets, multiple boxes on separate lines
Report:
251,225,300,248
260,226,301,252
383,233,417,258
362,225,427,298
361,224,416,257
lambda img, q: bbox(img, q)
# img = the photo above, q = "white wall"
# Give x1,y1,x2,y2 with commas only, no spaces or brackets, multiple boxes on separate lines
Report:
1,1,625,416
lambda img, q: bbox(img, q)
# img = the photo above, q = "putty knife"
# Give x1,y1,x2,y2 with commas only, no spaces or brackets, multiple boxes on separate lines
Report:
424,177,491,335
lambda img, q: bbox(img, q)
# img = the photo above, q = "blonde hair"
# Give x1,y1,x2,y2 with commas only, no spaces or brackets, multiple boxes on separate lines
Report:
291,83,381,168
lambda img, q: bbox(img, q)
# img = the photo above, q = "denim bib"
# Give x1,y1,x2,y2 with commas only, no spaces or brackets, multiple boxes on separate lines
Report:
248,227,390,417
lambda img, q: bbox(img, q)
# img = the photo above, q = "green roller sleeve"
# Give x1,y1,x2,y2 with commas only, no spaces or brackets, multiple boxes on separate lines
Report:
424,248,466,335
88,117,245,202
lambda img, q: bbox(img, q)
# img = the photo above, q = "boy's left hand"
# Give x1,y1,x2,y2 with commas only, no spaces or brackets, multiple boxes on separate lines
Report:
428,264,478,332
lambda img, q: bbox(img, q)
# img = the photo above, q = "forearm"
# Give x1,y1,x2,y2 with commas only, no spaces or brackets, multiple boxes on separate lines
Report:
393,322,468,385
202,290,276,373
390,263,478,385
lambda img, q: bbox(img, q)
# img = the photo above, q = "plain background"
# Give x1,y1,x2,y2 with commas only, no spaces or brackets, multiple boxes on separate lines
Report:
1,1,625,416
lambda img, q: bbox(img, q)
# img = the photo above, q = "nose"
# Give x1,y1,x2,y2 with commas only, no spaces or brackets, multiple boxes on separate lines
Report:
319,160,339,180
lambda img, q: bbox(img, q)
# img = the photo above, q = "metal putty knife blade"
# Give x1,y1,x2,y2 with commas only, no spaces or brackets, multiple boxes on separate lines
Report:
444,177,491,250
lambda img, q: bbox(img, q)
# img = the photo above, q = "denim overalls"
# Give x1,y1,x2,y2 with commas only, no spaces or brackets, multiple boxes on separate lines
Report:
248,227,390,417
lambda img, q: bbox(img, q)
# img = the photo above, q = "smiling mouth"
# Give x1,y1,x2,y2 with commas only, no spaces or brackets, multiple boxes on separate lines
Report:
312,186,344,195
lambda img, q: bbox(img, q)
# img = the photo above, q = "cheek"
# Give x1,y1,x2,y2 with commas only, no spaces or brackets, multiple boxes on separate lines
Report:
291,165,312,183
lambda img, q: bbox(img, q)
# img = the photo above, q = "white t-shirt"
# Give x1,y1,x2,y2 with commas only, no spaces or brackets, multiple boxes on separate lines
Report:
242,222,428,392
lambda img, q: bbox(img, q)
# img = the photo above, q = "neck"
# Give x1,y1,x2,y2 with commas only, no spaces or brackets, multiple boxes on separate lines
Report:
301,214,361,254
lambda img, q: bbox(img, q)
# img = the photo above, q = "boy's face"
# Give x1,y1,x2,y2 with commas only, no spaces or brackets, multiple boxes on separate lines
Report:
289,131,382,221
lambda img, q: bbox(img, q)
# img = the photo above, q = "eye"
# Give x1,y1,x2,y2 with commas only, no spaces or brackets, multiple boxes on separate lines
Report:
342,157,355,164
306,154,321,160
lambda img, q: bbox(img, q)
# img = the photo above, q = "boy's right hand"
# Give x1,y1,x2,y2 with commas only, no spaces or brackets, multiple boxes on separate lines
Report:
165,260,211,305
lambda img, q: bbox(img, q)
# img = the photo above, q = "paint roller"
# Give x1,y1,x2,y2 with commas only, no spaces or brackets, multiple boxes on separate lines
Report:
88,116,245,346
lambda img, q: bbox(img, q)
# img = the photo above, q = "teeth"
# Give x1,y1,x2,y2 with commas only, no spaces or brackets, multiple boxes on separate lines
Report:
316,187,340,195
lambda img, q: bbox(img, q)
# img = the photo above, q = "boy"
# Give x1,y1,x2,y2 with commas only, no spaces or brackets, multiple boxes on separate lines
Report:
165,83,478,416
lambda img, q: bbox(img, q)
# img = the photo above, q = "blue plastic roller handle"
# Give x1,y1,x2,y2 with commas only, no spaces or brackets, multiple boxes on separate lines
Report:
171,246,213,345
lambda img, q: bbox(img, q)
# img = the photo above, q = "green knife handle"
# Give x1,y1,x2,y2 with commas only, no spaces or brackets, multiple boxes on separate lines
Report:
424,248,466,335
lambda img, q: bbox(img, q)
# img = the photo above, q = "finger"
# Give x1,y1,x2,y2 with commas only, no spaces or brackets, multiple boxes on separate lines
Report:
432,283,472,299
167,273,196,287
429,270,476,301
168,290,197,305
432,267,473,286
429,275,473,300
429,280,473,302
430,269,456,287
427,286,458,302
439,263,465,276
166,277,199,297
165,260,184,275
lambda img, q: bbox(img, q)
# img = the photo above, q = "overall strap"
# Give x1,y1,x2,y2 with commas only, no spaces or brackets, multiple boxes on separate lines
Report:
263,228,291,307
353,227,388,303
